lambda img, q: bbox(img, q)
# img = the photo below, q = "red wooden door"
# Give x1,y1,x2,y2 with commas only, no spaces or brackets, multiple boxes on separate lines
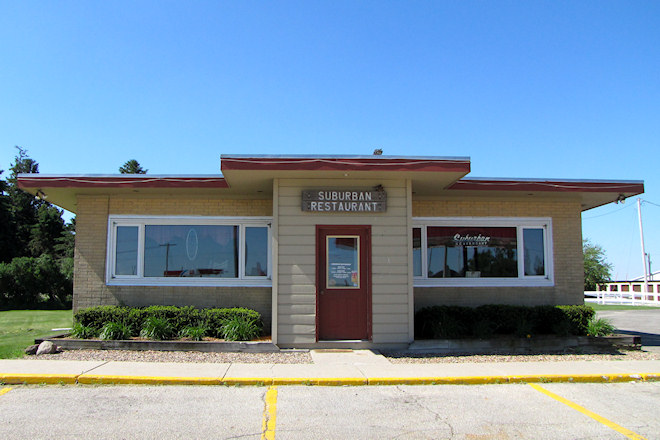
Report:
316,225,371,341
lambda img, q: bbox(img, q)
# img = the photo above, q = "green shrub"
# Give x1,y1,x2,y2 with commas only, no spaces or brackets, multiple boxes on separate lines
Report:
220,315,261,341
206,307,263,338
99,321,132,340
472,319,495,339
74,305,263,339
558,305,595,336
140,316,175,340
415,304,596,339
415,306,474,339
75,305,132,331
180,325,208,341
551,319,573,337
515,317,534,338
70,322,98,339
587,317,616,337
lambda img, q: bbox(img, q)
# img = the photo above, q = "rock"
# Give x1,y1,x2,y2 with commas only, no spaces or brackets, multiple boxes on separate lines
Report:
36,341,59,355
25,344,39,355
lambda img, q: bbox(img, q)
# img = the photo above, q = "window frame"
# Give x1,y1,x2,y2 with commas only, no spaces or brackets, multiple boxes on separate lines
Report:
413,217,554,287
106,215,272,287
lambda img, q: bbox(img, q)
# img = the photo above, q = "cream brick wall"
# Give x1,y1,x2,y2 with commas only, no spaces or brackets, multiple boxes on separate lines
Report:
73,195,273,328
412,198,584,308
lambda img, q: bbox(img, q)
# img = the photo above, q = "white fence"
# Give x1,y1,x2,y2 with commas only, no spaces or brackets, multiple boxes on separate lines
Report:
585,281,660,306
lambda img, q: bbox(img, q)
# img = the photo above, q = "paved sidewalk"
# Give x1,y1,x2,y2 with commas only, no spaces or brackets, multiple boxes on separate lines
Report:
1,350,660,386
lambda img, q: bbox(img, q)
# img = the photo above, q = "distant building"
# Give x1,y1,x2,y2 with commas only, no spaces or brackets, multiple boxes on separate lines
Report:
631,271,660,282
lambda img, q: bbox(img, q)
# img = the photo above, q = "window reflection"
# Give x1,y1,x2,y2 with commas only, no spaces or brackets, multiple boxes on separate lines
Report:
245,227,268,277
144,225,238,277
413,228,422,277
115,226,138,275
427,227,518,278
523,228,545,276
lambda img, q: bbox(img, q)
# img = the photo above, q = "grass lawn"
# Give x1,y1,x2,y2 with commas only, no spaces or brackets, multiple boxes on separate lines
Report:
587,303,660,311
0,309,72,359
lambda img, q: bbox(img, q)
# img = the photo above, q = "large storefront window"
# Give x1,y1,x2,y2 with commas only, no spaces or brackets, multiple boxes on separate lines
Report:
413,218,553,286
427,226,518,278
107,216,271,286
144,225,239,278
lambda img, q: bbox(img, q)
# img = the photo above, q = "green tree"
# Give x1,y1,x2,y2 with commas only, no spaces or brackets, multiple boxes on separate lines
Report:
119,159,148,174
0,147,73,308
0,170,15,263
54,218,76,259
6,147,45,257
28,204,66,257
583,239,613,291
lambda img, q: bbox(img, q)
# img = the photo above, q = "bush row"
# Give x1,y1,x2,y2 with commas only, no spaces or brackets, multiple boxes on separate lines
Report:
414,304,595,339
73,305,263,341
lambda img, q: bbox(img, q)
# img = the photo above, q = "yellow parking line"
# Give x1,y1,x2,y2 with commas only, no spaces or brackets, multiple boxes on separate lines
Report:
529,384,647,440
261,386,278,440
0,387,12,396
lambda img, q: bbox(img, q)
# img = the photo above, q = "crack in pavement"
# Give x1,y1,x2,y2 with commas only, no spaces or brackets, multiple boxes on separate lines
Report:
394,385,456,439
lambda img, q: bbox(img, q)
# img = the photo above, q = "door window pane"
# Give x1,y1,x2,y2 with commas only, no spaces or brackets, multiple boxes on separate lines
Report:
327,236,359,288
115,226,138,275
144,225,238,277
427,226,518,278
523,228,545,276
245,227,268,277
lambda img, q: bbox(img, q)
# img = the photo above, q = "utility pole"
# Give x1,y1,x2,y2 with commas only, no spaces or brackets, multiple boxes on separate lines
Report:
638,198,649,299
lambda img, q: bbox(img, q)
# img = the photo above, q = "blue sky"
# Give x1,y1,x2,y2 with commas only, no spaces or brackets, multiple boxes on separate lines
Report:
1,1,658,279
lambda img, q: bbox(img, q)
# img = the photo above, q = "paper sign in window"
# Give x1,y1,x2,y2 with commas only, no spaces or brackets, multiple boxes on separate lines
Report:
327,236,359,289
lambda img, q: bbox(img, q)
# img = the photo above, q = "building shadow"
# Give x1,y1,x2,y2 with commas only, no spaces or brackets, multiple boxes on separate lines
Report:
614,330,660,347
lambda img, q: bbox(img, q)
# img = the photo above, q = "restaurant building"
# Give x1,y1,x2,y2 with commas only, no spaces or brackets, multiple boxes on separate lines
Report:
18,154,644,348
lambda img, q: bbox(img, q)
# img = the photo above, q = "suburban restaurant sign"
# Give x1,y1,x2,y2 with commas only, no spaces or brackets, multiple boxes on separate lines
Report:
302,189,387,212
452,233,491,246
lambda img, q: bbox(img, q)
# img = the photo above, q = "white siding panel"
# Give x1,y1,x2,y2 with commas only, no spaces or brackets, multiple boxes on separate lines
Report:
278,264,315,276
276,178,411,346
278,314,316,325
372,304,409,314
372,265,408,275
278,274,316,285
373,323,408,334
281,215,410,227
278,324,316,335
278,294,316,305
278,304,316,315
279,245,315,255
372,314,409,324
370,294,409,303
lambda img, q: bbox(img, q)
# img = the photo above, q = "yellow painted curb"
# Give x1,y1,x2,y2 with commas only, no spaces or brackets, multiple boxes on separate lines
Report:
3,372,659,386
77,375,224,386
641,373,660,381
272,377,368,386
222,378,274,386
0,374,78,385
369,376,512,385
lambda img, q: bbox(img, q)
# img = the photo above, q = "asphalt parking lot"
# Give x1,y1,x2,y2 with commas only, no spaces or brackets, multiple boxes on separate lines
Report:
1,382,658,439
596,308,660,349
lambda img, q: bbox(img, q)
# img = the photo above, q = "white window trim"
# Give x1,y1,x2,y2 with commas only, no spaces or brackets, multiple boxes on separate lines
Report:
413,217,554,287
106,215,272,287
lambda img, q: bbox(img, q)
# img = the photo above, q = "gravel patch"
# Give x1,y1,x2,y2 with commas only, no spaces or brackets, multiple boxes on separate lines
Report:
383,348,660,363
28,349,313,364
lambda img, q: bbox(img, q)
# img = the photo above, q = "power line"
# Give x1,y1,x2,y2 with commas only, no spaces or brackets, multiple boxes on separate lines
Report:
583,202,634,220
641,199,660,209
